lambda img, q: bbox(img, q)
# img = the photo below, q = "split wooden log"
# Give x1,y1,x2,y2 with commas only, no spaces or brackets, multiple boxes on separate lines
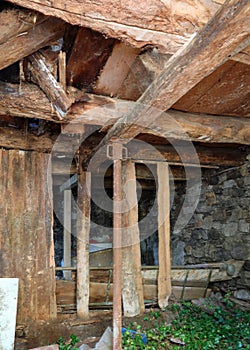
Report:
121,160,145,317
28,52,73,119
157,163,171,308
77,170,91,319
0,15,66,70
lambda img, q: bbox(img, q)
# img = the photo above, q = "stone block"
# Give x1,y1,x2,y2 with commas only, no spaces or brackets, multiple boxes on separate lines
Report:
222,222,238,237
239,220,249,233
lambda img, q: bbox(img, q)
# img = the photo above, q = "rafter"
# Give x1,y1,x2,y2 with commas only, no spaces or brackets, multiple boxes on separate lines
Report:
97,0,250,144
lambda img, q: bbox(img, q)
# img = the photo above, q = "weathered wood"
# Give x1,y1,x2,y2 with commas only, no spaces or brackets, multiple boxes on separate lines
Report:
1,82,250,145
0,149,56,322
0,16,66,70
173,60,250,117
7,0,222,54
63,190,72,281
29,345,59,350
231,45,250,65
98,0,250,143
77,171,91,318
66,27,115,88
94,42,139,97
0,8,46,45
28,52,73,118
121,160,145,317
157,163,171,308
58,51,67,91
56,280,211,305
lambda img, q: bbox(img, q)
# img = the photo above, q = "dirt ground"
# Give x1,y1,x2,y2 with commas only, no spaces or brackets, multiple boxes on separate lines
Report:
15,307,178,349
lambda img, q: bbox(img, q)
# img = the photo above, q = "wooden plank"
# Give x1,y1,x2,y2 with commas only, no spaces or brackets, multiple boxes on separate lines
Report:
58,51,67,90
66,27,115,88
56,281,211,305
0,8,46,45
94,42,139,97
0,16,66,70
97,0,250,143
29,345,59,350
0,149,56,322
77,171,91,318
157,163,171,308
28,51,73,119
0,279,19,350
6,0,221,54
121,160,145,317
63,190,72,281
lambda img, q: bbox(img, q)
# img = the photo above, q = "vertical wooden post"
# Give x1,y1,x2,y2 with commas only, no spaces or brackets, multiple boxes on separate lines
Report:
63,190,72,280
112,142,123,350
157,162,172,309
58,51,66,91
77,171,91,319
122,160,145,317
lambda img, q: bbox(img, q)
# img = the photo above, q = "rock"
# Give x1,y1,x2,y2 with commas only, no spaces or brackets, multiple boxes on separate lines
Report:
233,289,250,301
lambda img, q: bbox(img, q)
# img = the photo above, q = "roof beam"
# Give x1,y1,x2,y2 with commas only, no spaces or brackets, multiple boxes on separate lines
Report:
1,82,250,145
0,11,66,70
6,0,222,54
98,0,250,144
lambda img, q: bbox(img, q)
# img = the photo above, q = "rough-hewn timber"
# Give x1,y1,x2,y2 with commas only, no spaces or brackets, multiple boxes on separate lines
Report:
0,149,56,322
7,0,222,54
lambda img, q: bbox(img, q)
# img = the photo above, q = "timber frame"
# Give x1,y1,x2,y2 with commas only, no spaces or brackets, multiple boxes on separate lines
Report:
0,0,249,348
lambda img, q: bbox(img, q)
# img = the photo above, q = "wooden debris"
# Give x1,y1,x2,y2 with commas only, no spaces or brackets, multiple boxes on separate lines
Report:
29,345,59,350
28,52,73,118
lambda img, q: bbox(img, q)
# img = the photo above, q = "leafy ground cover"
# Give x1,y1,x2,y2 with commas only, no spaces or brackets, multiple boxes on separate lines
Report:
122,299,250,349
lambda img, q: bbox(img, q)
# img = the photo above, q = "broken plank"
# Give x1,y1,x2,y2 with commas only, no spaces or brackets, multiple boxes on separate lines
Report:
0,17,66,70
157,163,171,308
28,51,73,118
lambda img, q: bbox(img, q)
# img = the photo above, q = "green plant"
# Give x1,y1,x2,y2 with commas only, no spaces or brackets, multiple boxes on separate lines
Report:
122,300,250,349
57,334,80,350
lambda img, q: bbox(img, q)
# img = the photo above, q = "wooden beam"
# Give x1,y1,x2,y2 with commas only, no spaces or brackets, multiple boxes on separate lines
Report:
28,51,73,119
6,0,222,54
0,16,66,70
157,163,171,308
94,42,139,97
77,170,91,319
58,51,67,91
63,190,72,281
122,160,145,317
230,45,250,65
1,83,250,145
97,0,250,143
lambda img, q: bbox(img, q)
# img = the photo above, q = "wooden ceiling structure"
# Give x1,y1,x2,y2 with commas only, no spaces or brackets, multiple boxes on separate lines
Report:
0,0,249,176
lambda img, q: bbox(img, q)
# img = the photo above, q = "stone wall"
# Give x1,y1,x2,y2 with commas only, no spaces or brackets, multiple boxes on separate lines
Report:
171,161,250,299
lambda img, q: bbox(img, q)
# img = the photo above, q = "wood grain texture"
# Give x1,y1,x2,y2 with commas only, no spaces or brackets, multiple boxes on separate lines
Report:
0,16,66,70
157,163,171,308
77,170,91,318
6,0,221,54
121,160,145,317
98,0,250,143
0,149,56,322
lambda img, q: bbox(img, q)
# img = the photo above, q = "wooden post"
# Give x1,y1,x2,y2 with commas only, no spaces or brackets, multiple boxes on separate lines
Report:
77,171,91,319
63,190,72,281
122,160,145,316
111,142,123,350
157,162,172,308
58,51,67,91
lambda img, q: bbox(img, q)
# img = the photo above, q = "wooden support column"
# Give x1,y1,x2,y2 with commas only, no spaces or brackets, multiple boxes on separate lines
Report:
77,170,91,319
63,190,72,281
111,142,123,350
122,160,145,317
157,162,171,308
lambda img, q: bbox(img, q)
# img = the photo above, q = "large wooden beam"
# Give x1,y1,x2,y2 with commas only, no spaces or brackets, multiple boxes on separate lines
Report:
98,0,250,143
0,15,66,70
1,83,250,145
7,0,221,54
